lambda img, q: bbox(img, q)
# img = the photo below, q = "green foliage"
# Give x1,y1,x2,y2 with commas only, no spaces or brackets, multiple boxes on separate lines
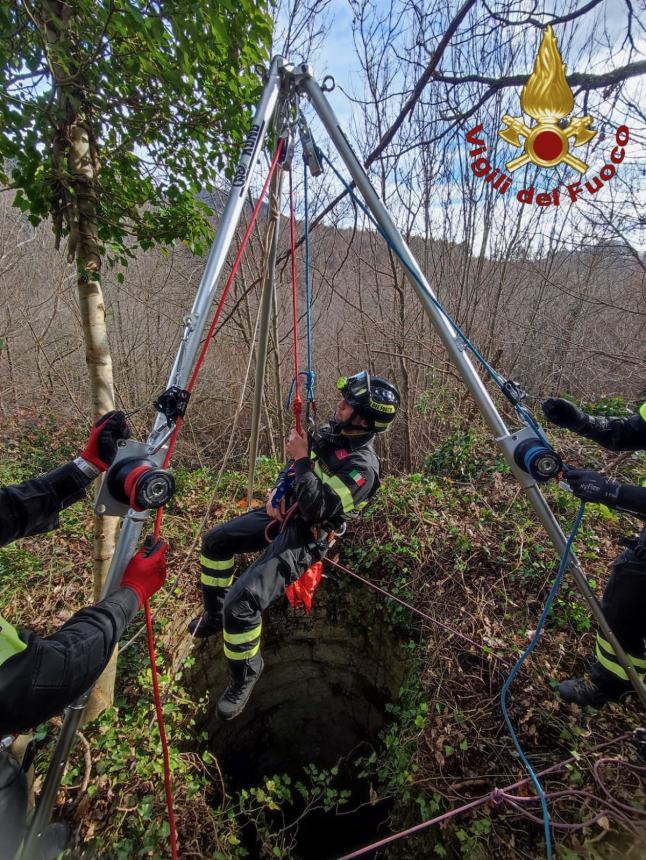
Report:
0,0,272,260
583,396,630,417
5,420,638,858
1,413,83,482
552,582,593,633
424,429,484,480
215,457,283,499
454,816,492,857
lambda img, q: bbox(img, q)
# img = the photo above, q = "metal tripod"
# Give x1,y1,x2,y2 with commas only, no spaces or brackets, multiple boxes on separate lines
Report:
24,53,645,859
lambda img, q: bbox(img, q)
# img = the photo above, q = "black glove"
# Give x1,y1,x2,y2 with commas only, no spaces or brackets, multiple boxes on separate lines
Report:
542,398,589,432
80,411,131,471
563,467,620,505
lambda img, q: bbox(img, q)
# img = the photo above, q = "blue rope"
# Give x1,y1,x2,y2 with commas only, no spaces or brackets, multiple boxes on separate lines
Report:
500,500,586,860
319,153,557,445
319,150,586,857
285,371,316,411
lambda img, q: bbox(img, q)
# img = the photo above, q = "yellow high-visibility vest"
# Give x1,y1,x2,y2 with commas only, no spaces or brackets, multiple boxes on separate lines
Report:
0,614,26,668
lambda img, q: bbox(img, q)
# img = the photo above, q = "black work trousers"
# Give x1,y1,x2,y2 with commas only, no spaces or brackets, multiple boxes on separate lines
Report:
0,749,27,860
590,546,646,691
199,510,318,663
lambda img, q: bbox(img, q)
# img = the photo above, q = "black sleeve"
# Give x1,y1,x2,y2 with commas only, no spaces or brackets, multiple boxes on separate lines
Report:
291,457,377,525
615,484,646,518
0,463,92,548
0,588,139,735
580,412,646,452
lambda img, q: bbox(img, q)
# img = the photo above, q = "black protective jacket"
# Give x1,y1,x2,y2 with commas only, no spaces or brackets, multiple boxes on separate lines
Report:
281,427,381,527
0,464,138,735
578,404,646,518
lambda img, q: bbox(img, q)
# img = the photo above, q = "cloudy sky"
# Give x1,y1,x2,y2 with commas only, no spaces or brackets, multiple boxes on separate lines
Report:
269,0,645,255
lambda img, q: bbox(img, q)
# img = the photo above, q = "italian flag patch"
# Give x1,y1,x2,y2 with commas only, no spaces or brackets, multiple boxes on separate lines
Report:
349,469,366,487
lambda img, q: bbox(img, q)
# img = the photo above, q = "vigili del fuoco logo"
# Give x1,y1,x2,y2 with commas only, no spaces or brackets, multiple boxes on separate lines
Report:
465,25,630,207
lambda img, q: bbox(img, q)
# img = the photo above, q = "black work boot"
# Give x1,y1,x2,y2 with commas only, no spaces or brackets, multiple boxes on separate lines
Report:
41,822,70,860
216,655,264,721
558,677,612,707
188,611,223,639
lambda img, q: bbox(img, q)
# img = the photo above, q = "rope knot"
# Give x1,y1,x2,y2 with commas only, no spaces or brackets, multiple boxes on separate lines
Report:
490,788,505,806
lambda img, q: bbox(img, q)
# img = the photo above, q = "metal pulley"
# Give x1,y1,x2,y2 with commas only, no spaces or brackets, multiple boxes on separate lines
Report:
95,439,175,516
513,437,562,483
107,457,175,511
278,128,295,170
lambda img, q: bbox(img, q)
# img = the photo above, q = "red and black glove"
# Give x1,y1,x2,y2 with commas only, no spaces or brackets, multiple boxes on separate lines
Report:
80,410,131,471
121,536,168,607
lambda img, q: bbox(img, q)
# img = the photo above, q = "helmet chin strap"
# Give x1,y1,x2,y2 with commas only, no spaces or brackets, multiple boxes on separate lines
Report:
324,411,374,446
340,409,369,435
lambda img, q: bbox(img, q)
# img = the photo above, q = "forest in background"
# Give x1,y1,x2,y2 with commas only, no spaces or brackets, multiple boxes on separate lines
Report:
0,188,644,477
2,0,645,479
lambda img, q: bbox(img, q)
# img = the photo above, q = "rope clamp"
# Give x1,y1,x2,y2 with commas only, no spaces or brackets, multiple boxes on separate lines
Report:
454,333,468,352
181,314,197,341
501,378,527,405
154,386,191,424
278,129,295,170
298,115,323,177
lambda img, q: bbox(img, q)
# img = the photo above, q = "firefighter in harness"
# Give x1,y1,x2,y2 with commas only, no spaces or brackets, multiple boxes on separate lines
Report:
543,397,646,706
189,371,400,720
0,412,168,859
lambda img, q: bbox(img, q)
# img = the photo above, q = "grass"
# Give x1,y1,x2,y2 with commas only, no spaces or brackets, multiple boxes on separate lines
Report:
2,413,645,858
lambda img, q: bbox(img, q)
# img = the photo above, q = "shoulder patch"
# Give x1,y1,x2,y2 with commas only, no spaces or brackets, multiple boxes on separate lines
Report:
348,469,367,487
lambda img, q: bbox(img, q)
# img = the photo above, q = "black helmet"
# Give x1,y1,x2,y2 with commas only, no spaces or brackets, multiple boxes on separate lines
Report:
337,371,400,433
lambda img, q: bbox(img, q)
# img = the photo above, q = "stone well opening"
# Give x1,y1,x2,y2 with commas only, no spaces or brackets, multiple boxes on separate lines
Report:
183,578,410,858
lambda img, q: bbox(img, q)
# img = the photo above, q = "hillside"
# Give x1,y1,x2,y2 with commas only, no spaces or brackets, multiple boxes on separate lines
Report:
2,410,645,858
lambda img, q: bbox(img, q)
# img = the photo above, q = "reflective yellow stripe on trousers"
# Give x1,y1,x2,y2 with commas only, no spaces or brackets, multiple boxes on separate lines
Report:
596,633,646,681
223,623,262,660
200,555,234,588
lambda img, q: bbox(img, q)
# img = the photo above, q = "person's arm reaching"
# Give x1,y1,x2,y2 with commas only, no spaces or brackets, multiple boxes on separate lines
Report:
0,537,167,735
543,398,646,452
563,467,646,518
0,411,131,548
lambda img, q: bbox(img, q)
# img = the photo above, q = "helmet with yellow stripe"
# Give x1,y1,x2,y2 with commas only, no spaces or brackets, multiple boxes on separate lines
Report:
337,371,400,433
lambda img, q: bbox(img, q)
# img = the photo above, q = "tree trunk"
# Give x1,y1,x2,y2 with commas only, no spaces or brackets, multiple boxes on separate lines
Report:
70,122,120,721
41,2,119,720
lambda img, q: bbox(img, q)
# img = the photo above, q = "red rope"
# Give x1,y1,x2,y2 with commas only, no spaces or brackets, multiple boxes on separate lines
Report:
288,169,302,434
144,601,178,859
141,140,285,859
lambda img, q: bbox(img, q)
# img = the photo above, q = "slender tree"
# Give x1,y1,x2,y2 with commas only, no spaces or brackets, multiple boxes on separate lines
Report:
0,0,271,715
